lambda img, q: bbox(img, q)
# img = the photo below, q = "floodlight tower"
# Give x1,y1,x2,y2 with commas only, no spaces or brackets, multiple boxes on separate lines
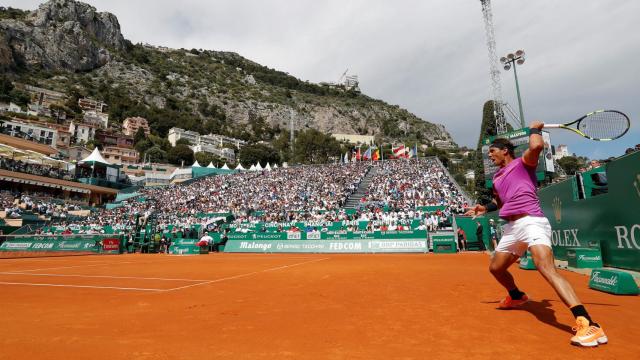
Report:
479,0,508,135
500,50,526,128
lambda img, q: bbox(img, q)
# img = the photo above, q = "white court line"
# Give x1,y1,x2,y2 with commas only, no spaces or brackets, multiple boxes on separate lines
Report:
0,272,207,282
164,257,329,292
0,281,164,292
11,261,137,273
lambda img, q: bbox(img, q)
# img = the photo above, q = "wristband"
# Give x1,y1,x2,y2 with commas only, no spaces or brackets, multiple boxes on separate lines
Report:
485,202,498,212
529,128,542,135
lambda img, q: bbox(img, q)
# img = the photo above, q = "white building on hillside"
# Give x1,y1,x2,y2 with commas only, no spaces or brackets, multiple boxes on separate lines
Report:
554,145,570,160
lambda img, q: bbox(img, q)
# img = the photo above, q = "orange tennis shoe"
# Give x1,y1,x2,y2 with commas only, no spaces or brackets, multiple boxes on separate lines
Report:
498,294,529,309
571,316,608,347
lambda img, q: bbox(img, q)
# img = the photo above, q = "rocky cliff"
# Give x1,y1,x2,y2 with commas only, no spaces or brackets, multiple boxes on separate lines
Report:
0,0,125,72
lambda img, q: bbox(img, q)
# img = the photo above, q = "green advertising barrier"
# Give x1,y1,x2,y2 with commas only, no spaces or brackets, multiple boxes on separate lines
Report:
227,219,424,233
0,234,124,254
567,248,603,269
431,235,457,253
588,269,639,295
519,256,537,270
168,238,208,255
211,230,427,242
223,239,429,253
454,216,489,250
538,151,640,271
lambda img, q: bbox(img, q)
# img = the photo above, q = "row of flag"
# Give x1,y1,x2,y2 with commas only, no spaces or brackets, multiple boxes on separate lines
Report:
342,144,419,163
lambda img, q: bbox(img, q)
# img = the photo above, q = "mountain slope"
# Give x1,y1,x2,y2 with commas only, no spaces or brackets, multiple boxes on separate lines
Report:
1,0,455,146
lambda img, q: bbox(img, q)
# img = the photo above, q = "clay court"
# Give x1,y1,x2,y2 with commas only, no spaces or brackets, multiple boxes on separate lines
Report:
0,253,637,360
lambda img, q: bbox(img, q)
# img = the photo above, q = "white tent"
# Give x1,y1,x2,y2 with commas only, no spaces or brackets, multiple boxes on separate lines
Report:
235,163,246,171
255,162,263,170
80,147,111,165
221,163,230,170
249,164,256,171
273,164,278,169
207,162,217,168
265,163,272,171
192,160,201,167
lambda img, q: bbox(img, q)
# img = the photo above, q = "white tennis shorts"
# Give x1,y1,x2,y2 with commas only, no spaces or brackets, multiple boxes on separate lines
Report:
495,216,552,256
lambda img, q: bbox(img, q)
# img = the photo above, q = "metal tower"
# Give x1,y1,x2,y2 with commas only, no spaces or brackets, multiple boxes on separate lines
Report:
480,0,508,135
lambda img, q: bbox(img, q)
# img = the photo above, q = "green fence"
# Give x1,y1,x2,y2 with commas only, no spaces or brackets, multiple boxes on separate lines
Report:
537,151,640,271
211,230,427,242
0,234,125,254
224,239,429,253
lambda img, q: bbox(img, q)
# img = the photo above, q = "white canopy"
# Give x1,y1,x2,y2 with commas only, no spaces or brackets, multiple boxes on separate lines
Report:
80,147,111,165
221,163,230,170
265,163,272,171
192,160,201,167
273,164,278,169
207,162,216,168
255,162,263,170
235,163,246,170
249,164,256,171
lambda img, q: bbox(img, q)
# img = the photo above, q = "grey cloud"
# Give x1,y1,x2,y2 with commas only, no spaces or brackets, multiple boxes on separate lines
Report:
5,0,638,158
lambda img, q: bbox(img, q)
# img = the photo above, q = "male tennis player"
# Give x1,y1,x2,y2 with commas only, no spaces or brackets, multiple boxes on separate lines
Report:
465,121,607,347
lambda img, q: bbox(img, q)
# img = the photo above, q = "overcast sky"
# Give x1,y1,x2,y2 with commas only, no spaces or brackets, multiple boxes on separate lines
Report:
6,0,639,158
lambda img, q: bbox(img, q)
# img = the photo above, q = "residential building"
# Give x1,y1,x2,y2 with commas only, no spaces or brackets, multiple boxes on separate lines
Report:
68,145,92,162
83,110,109,129
78,98,108,113
15,84,67,108
122,116,151,136
168,127,246,149
190,144,236,162
554,145,570,160
69,121,97,145
1,118,58,147
432,140,456,149
102,146,139,165
94,129,134,149
331,134,375,145
8,102,23,113
168,127,199,146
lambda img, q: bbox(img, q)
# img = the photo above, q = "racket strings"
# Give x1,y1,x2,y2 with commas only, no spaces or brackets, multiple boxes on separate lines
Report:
578,111,629,140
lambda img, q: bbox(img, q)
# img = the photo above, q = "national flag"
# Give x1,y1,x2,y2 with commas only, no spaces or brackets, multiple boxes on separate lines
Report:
355,147,362,161
392,145,407,159
373,148,380,161
344,151,349,163
362,147,372,160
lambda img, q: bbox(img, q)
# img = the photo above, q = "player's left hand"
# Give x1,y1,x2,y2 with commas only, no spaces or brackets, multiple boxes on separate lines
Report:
464,204,486,217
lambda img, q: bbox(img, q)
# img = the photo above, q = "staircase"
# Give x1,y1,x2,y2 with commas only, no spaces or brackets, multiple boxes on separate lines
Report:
343,166,377,209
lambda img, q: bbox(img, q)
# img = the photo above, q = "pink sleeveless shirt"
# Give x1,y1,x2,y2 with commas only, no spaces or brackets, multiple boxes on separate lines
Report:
492,158,545,219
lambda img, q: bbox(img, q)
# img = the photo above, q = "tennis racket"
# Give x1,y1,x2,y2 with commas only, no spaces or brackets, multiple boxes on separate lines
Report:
544,110,630,141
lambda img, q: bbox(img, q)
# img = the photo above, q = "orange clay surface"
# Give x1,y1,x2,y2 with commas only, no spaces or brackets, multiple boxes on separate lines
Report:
0,252,638,360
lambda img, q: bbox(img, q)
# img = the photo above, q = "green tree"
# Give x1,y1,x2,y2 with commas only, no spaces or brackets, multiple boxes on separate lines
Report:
194,152,224,167
133,127,147,145
145,146,168,163
472,100,500,204
176,138,192,146
557,156,586,175
239,143,280,167
168,144,194,165
291,128,342,164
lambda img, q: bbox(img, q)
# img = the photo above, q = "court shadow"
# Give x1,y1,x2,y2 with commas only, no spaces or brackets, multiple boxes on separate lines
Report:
515,299,573,334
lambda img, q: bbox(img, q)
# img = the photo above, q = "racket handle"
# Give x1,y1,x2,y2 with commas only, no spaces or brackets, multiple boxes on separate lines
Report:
543,124,562,128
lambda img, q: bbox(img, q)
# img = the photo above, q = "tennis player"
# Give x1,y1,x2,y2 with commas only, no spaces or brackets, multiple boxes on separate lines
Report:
465,121,607,347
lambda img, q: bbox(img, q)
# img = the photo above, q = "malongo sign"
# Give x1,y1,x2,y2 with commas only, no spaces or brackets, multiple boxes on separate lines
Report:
225,239,429,253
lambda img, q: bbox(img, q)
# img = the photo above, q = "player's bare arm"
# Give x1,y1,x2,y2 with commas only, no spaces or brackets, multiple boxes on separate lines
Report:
522,121,545,167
